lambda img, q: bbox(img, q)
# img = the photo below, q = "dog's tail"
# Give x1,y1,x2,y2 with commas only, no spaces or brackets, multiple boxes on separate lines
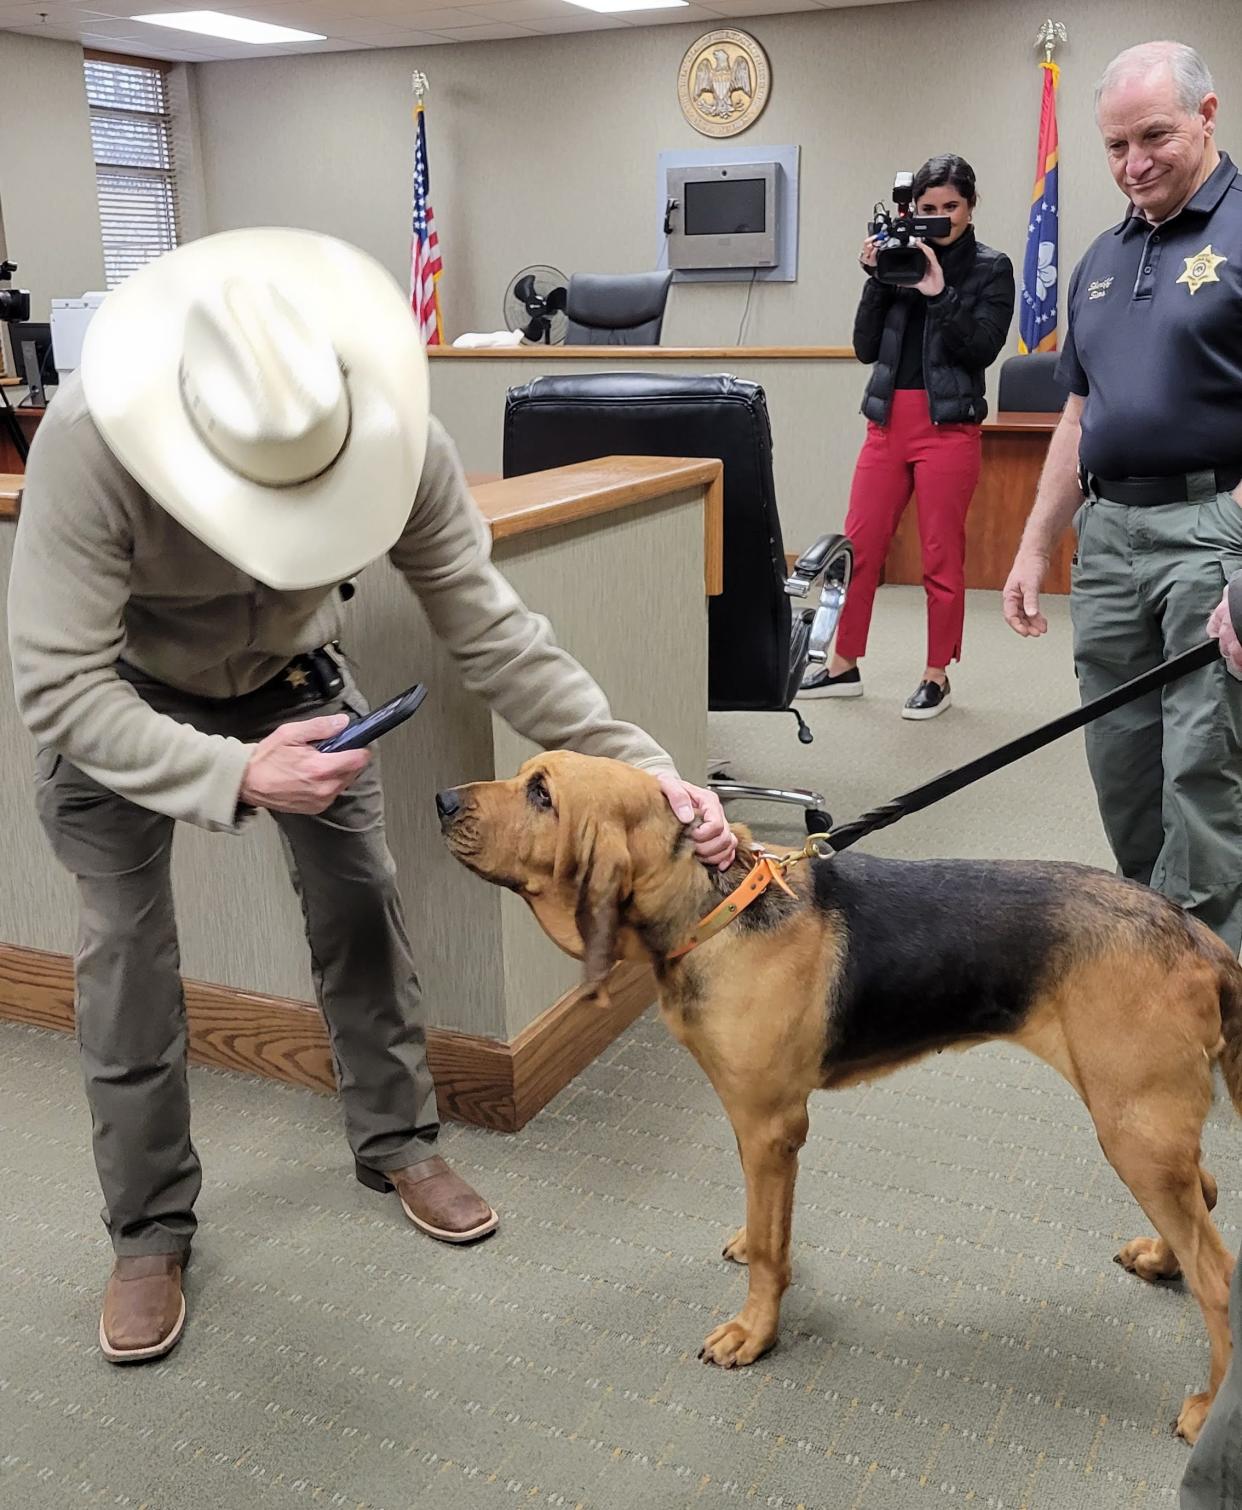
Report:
1216,950,1242,1116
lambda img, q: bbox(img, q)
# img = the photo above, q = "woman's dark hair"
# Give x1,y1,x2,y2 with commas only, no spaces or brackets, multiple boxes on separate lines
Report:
912,154,977,207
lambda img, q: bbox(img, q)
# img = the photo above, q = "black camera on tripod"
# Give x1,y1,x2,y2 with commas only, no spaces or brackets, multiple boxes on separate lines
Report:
0,259,36,465
0,260,31,323
868,173,952,287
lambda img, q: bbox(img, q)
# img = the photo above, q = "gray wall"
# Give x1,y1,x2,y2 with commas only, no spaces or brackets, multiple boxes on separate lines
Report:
0,34,105,322
193,0,1242,349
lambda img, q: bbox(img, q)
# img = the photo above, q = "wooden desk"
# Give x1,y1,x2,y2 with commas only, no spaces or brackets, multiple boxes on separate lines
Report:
0,474,22,518
0,456,717,1132
0,403,42,473
884,411,1073,594
473,455,723,595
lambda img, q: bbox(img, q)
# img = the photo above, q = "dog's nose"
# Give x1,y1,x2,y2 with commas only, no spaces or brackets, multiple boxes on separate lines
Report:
435,788,463,824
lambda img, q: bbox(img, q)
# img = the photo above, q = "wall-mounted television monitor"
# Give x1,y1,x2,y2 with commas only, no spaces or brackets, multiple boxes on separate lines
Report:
666,162,779,271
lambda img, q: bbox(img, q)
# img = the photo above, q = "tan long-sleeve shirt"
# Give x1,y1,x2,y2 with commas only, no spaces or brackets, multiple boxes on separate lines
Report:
7,374,672,832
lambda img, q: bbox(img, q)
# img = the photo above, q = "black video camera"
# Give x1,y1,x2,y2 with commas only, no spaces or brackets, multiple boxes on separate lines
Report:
867,173,952,287
0,261,31,323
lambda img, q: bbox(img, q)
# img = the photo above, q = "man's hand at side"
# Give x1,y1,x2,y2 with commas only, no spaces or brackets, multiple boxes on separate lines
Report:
1002,548,1051,637
657,773,737,870
240,715,371,814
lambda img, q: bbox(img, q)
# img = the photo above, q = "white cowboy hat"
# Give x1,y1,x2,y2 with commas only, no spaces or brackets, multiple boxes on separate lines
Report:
80,227,429,591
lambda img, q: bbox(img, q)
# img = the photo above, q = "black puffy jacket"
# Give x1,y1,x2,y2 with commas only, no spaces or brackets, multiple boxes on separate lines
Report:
854,230,1015,425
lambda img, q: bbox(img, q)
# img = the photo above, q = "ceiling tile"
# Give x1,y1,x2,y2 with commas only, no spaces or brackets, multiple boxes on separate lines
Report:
354,3,479,22
460,0,580,18
520,10,626,26
0,0,919,54
77,17,165,33
0,2,121,20
630,2,724,22
0,20,81,37
428,17,535,35
698,0,819,11
305,13,426,37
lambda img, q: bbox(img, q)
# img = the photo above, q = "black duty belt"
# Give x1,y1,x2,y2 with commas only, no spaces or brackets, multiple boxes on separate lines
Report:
248,646,345,706
118,645,345,707
1083,468,1242,506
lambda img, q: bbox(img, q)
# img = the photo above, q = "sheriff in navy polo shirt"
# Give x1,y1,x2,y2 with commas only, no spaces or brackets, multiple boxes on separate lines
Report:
1058,152,1242,479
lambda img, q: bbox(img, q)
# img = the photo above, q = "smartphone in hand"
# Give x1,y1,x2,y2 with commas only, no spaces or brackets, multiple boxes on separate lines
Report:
316,683,429,753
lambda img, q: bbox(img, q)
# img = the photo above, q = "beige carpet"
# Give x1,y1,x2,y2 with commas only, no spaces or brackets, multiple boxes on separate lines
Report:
1,587,1233,1510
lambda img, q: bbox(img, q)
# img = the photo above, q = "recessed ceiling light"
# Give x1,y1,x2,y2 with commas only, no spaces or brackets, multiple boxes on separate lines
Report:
564,0,688,11
130,10,326,43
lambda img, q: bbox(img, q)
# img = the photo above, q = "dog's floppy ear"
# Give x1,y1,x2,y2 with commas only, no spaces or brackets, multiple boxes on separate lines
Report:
570,818,632,1009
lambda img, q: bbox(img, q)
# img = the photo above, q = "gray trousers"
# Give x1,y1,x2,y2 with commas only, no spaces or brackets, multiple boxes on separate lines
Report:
1181,1255,1242,1508
1070,487,1242,953
35,659,440,1258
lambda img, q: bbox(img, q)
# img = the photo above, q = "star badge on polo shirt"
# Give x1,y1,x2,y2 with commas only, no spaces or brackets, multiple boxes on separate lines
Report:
1177,244,1228,295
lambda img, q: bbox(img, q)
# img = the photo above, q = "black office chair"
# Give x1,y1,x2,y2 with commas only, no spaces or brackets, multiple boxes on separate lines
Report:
997,351,1069,412
564,272,673,346
502,373,852,831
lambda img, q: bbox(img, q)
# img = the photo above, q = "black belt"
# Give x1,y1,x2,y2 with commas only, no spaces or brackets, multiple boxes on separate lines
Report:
246,646,344,706
118,645,344,707
1083,468,1242,506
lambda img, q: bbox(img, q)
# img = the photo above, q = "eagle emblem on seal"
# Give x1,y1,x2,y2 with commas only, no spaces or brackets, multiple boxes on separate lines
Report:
678,30,771,139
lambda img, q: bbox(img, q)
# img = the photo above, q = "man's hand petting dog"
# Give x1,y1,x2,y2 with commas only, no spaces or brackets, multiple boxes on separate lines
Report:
240,715,370,814
657,774,737,870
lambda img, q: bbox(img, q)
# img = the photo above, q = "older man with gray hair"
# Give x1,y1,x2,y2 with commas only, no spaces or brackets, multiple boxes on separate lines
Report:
1004,40,1242,957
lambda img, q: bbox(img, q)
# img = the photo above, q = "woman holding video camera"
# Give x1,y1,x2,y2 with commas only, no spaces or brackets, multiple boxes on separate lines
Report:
800,154,1015,719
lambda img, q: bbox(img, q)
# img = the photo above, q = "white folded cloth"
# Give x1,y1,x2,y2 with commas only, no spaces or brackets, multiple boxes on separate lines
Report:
451,329,526,348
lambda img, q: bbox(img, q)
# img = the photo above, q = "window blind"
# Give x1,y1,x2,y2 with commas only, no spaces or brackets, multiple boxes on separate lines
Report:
84,54,181,289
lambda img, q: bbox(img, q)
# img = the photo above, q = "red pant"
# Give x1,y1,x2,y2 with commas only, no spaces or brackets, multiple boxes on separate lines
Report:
836,388,982,668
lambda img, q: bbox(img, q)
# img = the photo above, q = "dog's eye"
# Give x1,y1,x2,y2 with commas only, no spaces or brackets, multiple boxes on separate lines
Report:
527,775,553,811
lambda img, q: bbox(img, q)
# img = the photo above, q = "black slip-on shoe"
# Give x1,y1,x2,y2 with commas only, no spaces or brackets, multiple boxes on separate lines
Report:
901,679,952,720
797,666,863,700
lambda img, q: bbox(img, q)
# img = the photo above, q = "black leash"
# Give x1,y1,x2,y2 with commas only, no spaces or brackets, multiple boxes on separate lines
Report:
821,637,1223,855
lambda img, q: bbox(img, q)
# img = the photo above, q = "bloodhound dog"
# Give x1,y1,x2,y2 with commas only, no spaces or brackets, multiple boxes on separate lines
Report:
436,751,1242,1443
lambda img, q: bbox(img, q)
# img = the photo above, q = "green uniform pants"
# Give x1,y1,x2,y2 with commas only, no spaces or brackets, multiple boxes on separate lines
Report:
1180,1255,1242,1508
34,658,440,1259
1070,488,1242,953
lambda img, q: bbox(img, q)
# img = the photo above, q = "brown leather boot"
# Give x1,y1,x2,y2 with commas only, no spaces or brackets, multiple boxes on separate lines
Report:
355,1155,498,1243
99,1253,186,1363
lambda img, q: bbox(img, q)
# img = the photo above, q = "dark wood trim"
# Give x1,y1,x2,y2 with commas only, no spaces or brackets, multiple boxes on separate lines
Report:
511,960,654,1128
0,943,655,1133
429,346,856,361
984,411,1062,433
704,470,724,597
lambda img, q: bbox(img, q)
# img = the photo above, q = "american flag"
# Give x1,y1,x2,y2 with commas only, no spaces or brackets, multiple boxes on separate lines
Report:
410,100,443,345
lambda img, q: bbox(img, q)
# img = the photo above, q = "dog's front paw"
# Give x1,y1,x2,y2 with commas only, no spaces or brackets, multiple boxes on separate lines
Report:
1175,1390,1212,1444
722,1227,748,1264
1115,1235,1181,1282
698,1313,776,1368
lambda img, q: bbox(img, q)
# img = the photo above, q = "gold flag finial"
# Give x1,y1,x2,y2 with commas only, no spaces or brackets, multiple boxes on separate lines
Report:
1035,19,1067,64
412,70,429,102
